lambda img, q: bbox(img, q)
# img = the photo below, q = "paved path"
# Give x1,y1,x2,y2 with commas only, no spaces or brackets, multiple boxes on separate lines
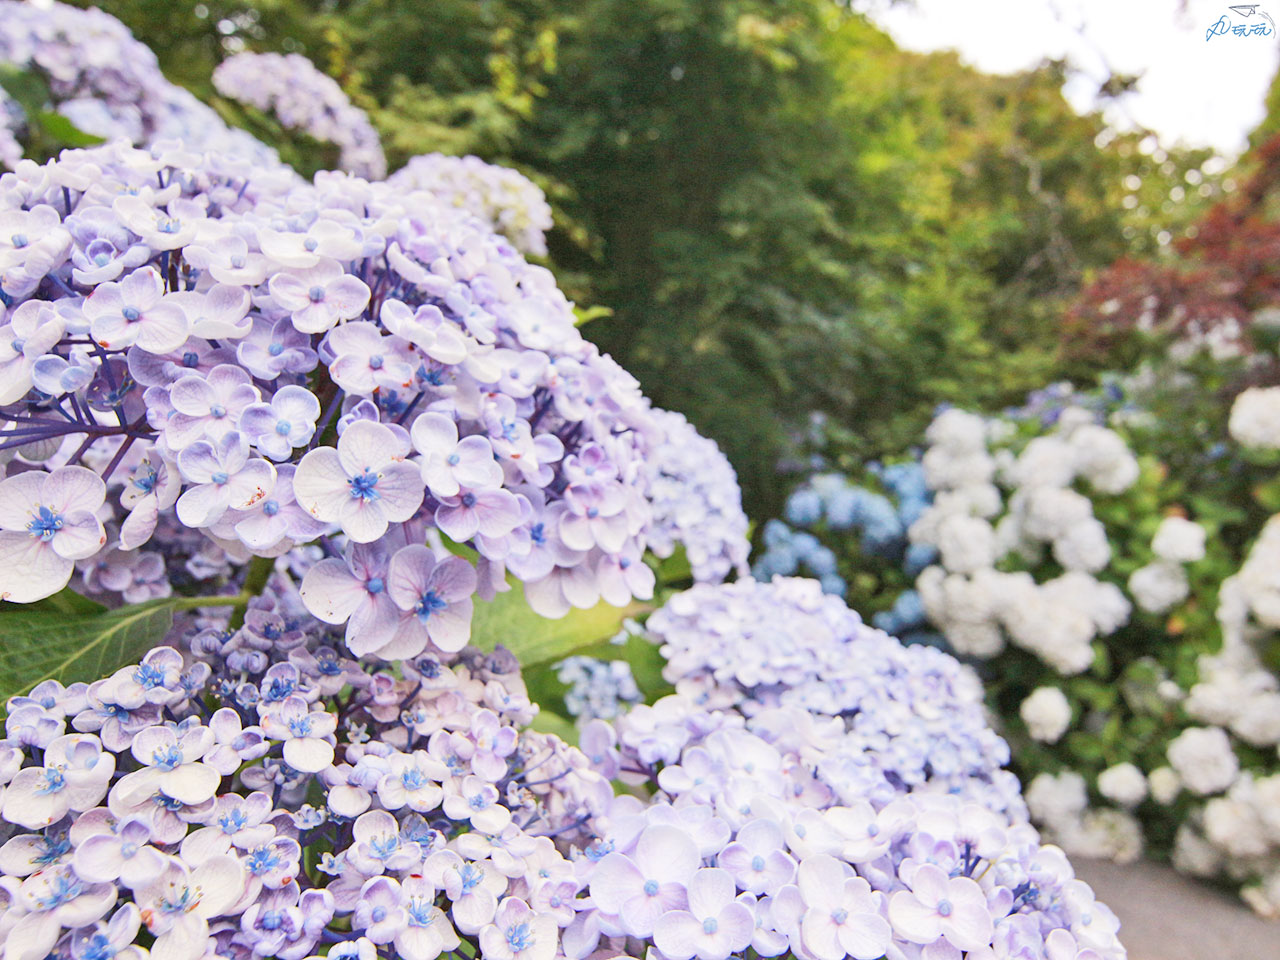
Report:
1074,858,1280,960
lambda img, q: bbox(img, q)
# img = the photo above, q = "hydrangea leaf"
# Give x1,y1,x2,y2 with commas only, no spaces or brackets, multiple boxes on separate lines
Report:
0,597,183,707
469,581,649,669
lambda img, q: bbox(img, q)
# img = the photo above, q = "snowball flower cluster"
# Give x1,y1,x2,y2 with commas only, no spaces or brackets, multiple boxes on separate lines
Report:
912,405,1138,672
642,408,750,585
0,137,672,656
388,154,554,258
0,0,279,169
642,576,1025,816
1229,385,1280,450
1019,686,1072,744
212,51,386,180
1126,515,1205,614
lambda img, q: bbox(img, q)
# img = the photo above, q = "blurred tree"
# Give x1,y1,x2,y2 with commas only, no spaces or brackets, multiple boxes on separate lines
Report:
69,0,1220,518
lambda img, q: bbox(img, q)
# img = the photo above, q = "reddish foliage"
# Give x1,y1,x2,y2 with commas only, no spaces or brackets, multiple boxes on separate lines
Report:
1063,133,1280,365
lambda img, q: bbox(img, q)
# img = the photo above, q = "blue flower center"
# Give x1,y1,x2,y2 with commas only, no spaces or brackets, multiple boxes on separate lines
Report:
38,767,66,794
506,922,532,953
230,255,246,269
158,218,180,234
415,590,447,621
447,453,460,466
134,663,166,688
751,856,765,871
366,577,385,595
468,792,489,810
702,918,718,935
402,768,429,790
152,745,185,771
11,233,28,248
369,354,384,370
183,352,200,367
308,286,326,303
261,910,283,930
408,900,435,926
288,716,313,737
211,472,229,485
275,419,292,435
210,404,227,418
11,337,24,352
937,899,952,918
245,846,283,875
643,880,659,896
461,492,477,508
268,343,285,356
219,810,249,833
263,499,280,516
349,470,380,500
304,238,319,252
120,841,139,858
79,934,115,960
27,506,64,542
459,864,482,892
122,306,140,322
831,908,848,925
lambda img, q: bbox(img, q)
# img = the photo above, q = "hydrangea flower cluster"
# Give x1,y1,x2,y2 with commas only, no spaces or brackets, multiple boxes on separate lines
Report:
571,699,1125,960
753,464,940,643
555,655,641,723
0,138,669,654
911,407,1138,672
387,154,554,258
641,577,1025,817
212,52,387,180
0,0,278,169
0,585,614,960
641,409,750,586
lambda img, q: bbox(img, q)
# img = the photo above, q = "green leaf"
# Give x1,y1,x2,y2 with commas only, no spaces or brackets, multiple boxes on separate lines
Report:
0,63,53,115
469,580,650,668
0,597,185,706
527,707,580,745
27,588,107,617
33,111,106,148
572,304,613,327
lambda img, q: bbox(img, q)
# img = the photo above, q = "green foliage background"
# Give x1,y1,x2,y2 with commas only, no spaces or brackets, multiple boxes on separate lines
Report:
75,0,1226,520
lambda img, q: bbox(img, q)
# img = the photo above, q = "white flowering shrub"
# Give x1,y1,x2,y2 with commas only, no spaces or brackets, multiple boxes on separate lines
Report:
771,374,1280,911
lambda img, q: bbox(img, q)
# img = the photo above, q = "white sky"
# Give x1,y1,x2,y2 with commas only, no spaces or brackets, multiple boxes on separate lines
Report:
861,0,1280,156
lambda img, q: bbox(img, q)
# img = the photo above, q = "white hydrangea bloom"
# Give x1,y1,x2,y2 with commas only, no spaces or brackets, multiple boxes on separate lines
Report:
1151,516,1207,564
1148,766,1181,805
1166,726,1240,796
1097,762,1148,808
1229,386,1280,450
1128,561,1190,614
1025,771,1088,829
1019,687,1072,743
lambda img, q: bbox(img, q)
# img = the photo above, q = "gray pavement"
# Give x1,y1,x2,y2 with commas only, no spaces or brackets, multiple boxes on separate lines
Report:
1073,858,1280,960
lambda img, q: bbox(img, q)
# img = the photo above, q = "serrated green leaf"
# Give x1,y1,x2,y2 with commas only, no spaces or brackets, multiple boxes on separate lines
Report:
469,580,649,668
0,597,184,705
